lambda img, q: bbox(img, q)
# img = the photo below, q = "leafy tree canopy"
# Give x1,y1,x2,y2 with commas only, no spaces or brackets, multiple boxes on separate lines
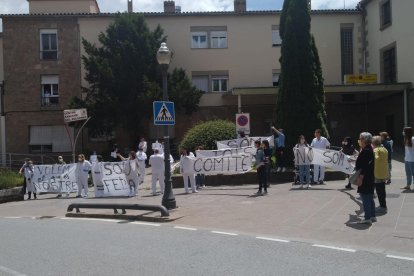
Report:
71,14,202,140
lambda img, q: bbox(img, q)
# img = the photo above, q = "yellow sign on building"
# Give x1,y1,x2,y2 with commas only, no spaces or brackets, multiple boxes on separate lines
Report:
345,74,378,84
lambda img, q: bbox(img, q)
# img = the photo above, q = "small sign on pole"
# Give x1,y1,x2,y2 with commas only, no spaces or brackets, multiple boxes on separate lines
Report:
236,113,250,135
64,109,88,123
153,101,175,125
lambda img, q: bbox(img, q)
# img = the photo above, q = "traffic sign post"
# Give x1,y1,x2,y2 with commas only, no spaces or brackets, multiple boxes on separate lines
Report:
236,113,250,135
153,101,175,126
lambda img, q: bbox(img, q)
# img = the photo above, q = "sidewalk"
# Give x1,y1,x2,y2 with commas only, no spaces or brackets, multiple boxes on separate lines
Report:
1,160,413,257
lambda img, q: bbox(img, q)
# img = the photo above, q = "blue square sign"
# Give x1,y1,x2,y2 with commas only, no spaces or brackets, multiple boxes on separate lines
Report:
153,101,175,125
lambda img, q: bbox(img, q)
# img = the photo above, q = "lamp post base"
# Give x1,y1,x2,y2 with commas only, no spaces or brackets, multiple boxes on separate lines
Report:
162,197,177,210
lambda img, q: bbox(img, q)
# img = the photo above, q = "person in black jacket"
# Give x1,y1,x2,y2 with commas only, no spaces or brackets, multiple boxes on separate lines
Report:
355,132,376,224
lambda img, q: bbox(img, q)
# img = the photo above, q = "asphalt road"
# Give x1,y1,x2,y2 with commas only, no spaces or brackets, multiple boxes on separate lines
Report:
1,217,413,276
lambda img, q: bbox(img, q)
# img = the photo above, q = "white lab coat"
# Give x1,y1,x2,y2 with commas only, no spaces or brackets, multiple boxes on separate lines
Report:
149,153,165,194
311,137,331,182
180,152,196,193
24,163,35,193
124,158,140,196
138,141,148,153
76,160,92,196
137,151,147,184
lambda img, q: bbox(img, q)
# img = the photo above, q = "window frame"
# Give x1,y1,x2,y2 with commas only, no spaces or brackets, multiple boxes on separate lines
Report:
39,29,58,60
272,72,280,87
271,26,282,47
191,75,209,92
191,32,208,49
41,75,59,106
380,43,397,84
211,76,229,93
340,25,354,80
210,31,228,49
380,0,392,30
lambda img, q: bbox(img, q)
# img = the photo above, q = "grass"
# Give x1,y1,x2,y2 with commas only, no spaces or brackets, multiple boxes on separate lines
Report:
0,169,23,190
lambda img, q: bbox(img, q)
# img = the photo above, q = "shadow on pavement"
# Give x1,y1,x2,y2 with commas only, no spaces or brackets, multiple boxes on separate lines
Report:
341,191,372,230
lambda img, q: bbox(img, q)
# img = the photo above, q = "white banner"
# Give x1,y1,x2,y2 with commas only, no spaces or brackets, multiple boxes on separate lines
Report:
293,147,355,174
32,164,78,193
217,136,274,150
93,162,130,197
181,155,252,175
196,146,256,158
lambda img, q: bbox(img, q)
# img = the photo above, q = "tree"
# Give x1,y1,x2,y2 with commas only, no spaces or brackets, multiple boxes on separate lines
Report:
72,14,202,142
179,120,236,152
276,0,329,159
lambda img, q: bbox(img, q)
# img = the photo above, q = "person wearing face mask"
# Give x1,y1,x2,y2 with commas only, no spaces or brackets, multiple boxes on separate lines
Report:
293,135,311,189
75,154,92,198
341,137,358,190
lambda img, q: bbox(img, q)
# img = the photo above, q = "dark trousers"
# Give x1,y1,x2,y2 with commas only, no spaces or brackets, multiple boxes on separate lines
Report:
258,166,267,191
360,193,376,220
375,182,387,208
276,147,285,168
20,177,27,195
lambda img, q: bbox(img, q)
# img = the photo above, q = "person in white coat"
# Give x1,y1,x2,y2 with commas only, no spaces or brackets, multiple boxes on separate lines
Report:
149,149,165,196
24,160,36,200
311,129,330,184
75,154,92,198
180,148,197,194
118,151,141,197
136,147,147,185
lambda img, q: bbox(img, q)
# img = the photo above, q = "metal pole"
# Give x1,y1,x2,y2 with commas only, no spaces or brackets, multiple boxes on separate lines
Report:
72,117,91,163
403,88,408,127
0,81,6,167
161,64,176,209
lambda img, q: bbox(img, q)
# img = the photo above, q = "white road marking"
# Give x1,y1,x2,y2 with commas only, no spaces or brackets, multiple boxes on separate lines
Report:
130,222,161,227
211,231,238,236
174,226,197,231
312,244,356,253
386,255,414,262
60,217,121,223
0,265,26,276
256,237,290,243
394,193,406,232
4,217,21,219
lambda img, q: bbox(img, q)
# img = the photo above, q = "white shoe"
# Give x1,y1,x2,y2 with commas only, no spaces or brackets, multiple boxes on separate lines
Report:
282,168,286,172
276,167,281,172
370,217,377,223
307,184,312,189
192,190,198,193
185,190,190,194
299,184,304,189
82,194,88,198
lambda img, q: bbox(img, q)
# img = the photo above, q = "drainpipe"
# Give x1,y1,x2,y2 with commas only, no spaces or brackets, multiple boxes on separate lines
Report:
0,81,6,167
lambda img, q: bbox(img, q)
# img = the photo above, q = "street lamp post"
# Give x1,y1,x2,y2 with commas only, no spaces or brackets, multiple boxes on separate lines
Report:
157,42,177,210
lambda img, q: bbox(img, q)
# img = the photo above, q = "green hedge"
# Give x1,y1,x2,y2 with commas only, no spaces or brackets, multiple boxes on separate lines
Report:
0,169,23,190
179,120,236,152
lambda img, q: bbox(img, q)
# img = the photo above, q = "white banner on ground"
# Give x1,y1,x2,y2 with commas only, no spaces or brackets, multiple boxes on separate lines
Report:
196,146,256,158
93,162,130,197
293,147,355,174
181,155,252,175
217,136,274,150
32,164,78,193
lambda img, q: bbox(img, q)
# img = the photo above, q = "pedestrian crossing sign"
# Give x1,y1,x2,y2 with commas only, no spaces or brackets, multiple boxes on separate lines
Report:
153,101,175,125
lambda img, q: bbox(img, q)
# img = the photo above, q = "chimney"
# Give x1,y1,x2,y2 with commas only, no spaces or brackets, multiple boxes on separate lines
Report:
128,0,133,13
175,5,182,13
164,1,176,13
234,0,247,13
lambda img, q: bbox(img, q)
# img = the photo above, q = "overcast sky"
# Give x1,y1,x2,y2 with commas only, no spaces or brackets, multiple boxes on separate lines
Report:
0,0,360,30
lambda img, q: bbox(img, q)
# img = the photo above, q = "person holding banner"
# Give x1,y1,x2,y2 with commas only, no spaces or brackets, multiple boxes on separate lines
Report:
341,137,358,190
149,149,165,196
311,129,330,184
271,127,286,173
118,151,141,197
75,154,92,198
293,135,311,189
24,160,36,200
56,156,70,198
254,141,267,196
180,148,197,194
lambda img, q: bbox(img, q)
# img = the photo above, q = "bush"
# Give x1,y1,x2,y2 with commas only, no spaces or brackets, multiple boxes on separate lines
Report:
179,120,236,152
0,169,23,190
